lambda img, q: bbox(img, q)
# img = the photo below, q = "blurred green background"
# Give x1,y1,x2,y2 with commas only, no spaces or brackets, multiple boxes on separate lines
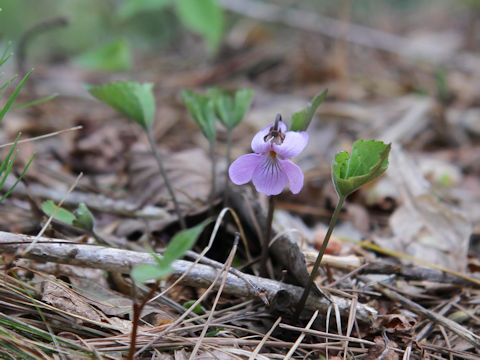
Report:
1,0,470,72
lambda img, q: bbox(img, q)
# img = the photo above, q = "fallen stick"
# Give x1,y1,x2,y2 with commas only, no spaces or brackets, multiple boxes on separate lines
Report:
0,231,377,323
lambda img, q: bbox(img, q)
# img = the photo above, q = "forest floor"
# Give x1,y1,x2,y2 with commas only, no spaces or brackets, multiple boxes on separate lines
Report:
0,2,479,359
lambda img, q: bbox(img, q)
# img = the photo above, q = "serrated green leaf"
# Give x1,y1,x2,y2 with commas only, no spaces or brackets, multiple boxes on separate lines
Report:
175,0,224,54
117,0,171,20
162,220,209,266
182,90,216,141
41,200,76,225
74,38,132,72
72,203,95,232
332,140,391,197
290,89,328,132
131,264,172,283
210,88,254,130
87,81,155,129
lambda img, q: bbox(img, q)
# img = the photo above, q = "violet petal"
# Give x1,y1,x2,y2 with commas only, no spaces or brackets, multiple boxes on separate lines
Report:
251,124,273,154
280,159,304,194
274,131,308,159
252,155,288,195
229,153,262,185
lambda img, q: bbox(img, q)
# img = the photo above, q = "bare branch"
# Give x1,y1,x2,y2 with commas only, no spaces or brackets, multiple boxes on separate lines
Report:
0,231,377,323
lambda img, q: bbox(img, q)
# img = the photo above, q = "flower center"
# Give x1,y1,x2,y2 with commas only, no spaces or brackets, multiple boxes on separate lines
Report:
269,150,277,158
263,114,286,145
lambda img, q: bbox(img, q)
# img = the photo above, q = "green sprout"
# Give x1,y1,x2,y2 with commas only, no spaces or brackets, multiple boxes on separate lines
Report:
87,80,186,229
296,139,391,315
131,219,209,283
208,87,254,205
182,89,218,211
41,200,113,246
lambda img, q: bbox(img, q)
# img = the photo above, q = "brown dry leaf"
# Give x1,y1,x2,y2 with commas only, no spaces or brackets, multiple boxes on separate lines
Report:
382,310,417,333
364,336,399,360
69,119,138,174
376,145,471,272
71,276,175,327
105,316,132,334
70,276,133,317
41,279,103,322
128,147,212,212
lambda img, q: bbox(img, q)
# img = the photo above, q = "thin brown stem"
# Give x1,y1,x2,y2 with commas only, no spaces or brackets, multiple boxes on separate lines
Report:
146,128,186,229
128,281,159,360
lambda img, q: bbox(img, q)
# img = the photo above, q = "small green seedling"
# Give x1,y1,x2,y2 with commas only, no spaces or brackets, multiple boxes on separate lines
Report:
41,200,95,233
208,87,254,204
86,81,155,130
296,139,391,315
127,219,209,360
130,220,209,283
209,88,254,131
182,89,216,142
182,89,218,210
88,81,185,229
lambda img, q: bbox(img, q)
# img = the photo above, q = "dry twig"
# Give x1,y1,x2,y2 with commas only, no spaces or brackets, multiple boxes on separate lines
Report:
0,231,378,323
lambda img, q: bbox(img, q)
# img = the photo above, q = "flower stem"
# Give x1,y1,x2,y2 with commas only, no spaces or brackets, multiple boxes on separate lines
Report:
146,128,186,229
209,139,217,214
223,128,232,207
295,195,345,316
261,195,275,277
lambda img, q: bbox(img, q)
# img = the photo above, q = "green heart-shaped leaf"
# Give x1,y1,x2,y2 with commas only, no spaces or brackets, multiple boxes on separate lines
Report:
210,88,254,130
87,81,155,130
182,90,216,141
290,89,328,132
41,200,76,225
332,140,391,198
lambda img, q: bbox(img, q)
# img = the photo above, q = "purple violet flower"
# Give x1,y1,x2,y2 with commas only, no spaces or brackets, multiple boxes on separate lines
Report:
229,118,308,196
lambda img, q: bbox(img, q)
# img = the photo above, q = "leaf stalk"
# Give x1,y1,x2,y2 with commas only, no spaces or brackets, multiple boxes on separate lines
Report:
146,128,186,229
295,195,345,316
